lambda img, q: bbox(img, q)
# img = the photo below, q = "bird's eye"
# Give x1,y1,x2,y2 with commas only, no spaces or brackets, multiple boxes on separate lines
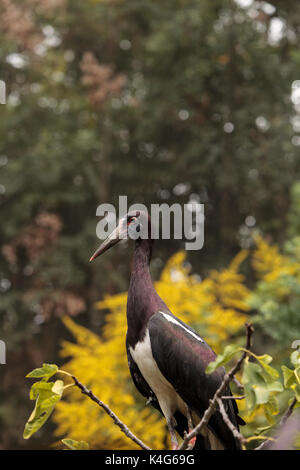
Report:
127,216,136,226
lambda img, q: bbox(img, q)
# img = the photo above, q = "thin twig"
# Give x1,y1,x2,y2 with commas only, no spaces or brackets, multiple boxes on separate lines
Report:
254,439,271,450
232,376,244,391
179,323,254,450
217,398,247,446
222,395,245,400
71,375,151,451
279,397,297,426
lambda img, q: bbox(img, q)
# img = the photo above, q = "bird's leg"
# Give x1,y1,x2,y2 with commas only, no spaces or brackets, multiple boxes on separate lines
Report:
167,417,179,450
185,406,197,450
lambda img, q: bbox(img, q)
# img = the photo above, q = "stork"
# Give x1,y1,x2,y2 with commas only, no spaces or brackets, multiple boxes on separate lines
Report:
90,210,244,450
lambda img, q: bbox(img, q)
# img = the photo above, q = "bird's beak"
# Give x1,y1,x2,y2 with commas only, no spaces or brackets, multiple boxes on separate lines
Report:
89,222,126,262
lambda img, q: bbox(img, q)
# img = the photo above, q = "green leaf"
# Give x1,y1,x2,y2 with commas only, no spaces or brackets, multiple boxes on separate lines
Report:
30,381,53,400
267,381,284,393
39,380,64,409
52,380,64,396
62,439,89,450
282,365,295,388
255,354,279,379
206,344,242,374
23,379,64,439
256,424,273,434
252,383,270,405
264,394,279,424
23,404,55,439
291,350,300,368
264,404,276,425
242,358,283,413
291,384,300,402
26,363,58,380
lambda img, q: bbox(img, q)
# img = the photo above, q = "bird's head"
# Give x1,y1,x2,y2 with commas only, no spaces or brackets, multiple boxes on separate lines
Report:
89,210,151,262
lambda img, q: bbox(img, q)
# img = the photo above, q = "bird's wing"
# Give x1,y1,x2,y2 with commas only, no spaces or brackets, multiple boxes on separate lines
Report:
148,310,242,449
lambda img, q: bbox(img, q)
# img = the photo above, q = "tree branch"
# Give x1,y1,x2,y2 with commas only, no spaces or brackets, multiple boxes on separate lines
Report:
71,375,151,451
222,395,245,400
232,376,244,391
279,397,297,426
217,398,247,446
179,323,254,450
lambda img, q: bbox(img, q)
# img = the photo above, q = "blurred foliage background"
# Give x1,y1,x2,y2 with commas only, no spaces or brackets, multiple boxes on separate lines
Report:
1,0,300,449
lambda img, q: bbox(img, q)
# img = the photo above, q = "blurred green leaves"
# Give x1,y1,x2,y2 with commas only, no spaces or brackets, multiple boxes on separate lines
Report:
281,349,300,407
62,439,89,450
242,357,283,424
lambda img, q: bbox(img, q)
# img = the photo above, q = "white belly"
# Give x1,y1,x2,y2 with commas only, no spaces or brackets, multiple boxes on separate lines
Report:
130,329,187,423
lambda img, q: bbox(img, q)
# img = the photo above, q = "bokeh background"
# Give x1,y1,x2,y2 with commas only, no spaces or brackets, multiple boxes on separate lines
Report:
1,0,300,450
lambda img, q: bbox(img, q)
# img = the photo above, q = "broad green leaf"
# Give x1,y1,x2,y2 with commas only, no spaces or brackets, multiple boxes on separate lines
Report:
206,344,241,374
256,354,279,379
242,359,261,411
265,395,279,422
252,379,282,405
256,425,273,434
242,359,263,386
62,439,89,450
264,404,276,425
291,384,300,402
40,381,64,409
282,365,295,388
52,380,64,396
244,386,256,412
24,379,64,439
267,381,283,393
23,406,54,439
291,350,300,368
30,381,53,400
242,358,283,413
26,363,58,380
28,398,39,424
40,395,61,410
256,354,273,365
252,384,270,405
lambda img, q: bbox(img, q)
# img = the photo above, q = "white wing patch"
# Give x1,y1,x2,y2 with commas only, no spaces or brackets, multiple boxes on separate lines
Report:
159,311,204,343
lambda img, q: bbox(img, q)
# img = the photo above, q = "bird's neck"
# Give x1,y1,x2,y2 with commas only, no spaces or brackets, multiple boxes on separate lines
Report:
132,237,153,272
126,239,165,347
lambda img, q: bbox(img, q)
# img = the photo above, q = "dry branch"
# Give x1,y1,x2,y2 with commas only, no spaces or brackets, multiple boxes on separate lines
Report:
222,395,245,400
71,375,151,451
217,398,247,446
279,397,297,426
